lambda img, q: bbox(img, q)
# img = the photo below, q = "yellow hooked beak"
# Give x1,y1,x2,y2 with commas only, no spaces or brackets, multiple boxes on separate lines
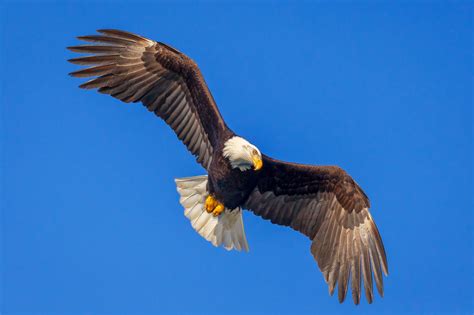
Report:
252,155,263,171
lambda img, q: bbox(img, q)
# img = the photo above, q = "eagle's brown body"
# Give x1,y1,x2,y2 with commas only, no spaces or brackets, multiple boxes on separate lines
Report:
208,144,260,209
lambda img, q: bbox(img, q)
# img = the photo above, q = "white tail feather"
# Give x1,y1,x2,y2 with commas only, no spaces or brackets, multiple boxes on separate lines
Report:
175,175,249,252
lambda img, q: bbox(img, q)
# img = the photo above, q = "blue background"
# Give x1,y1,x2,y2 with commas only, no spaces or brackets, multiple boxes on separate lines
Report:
1,2,472,314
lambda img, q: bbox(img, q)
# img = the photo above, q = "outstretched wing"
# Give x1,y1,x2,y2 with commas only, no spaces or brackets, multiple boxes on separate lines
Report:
244,155,388,304
68,29,230,169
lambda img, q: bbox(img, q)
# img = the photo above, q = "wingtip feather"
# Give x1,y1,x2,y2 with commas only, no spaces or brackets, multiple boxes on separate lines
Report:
96,29,152,44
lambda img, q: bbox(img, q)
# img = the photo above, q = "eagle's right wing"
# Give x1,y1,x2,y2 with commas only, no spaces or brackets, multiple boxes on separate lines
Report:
244,155,388,304
68,29,230,169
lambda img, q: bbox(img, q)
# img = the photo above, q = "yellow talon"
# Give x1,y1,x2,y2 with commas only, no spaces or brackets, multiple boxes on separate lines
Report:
212,204,225,217
205,195,225,216
205,195,217,212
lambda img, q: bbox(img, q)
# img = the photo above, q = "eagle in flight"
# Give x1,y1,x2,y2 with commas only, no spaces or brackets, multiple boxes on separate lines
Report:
68,29,388,304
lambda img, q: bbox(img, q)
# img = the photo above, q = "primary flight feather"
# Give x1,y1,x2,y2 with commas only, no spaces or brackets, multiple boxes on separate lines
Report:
68,29,388,304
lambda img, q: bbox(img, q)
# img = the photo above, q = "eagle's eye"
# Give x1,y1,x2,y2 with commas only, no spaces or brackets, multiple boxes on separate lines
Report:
252,149,258,155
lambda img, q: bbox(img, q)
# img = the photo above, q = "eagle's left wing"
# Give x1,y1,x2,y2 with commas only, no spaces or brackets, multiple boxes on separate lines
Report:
244,155,388,304
68,30,230,170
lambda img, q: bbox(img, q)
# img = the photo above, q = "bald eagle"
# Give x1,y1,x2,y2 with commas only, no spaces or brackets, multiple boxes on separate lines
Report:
68,29,388,304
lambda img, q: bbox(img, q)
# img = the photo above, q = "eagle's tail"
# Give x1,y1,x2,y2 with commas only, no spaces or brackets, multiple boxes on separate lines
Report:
175,175,249,252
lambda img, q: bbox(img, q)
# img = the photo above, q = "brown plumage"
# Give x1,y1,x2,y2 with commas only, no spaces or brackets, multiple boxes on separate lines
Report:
68,29,388,304
68,29,230,168
244,156,388,304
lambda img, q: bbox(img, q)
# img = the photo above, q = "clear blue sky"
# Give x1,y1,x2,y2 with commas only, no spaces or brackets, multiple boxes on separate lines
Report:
1,2,472,314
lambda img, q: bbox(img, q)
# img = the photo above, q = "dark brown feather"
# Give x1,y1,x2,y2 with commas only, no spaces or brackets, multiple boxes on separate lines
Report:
97,29,151,44
68,54,120,65
77,35,134,46
69,64,115,78
67,45,123,54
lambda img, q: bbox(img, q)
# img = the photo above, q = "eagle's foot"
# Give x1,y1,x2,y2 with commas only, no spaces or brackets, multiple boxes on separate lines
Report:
205,195,218,212
212,204,225,217
205,195,225,217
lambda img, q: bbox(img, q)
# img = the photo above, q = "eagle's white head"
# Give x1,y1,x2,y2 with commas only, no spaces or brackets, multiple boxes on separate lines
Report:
223,136,263,172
